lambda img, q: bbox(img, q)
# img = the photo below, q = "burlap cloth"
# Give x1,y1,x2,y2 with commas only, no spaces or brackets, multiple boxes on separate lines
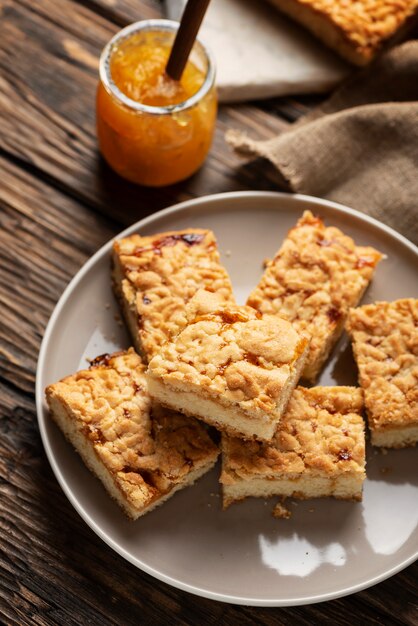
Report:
227,41,418,245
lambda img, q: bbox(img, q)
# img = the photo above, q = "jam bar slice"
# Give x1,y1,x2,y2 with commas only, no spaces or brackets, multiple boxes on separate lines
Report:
221,386,366,507
247,210,382,382
347,299,418,448
112,229,234,362
146,290,310,442
45,349,219,519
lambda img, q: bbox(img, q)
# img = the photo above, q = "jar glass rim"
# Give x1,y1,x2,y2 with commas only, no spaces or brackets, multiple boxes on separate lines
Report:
99,19,216,116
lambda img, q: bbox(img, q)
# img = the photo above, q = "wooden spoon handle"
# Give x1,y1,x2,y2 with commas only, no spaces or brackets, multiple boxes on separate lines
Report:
166,0,211,81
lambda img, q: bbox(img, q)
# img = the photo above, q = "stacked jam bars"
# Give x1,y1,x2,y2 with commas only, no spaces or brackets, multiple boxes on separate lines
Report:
147,290,310,442
46,212,416,519
47,229,232,517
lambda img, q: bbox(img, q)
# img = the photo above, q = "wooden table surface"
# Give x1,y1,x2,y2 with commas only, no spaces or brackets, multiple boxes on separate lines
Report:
0,0,416,624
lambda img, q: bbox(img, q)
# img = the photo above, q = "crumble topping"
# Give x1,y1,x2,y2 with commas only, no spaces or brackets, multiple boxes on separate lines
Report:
221,386,365,483
112,229,234,360
147,290,310,417
46,349,218,507
272,501,292,519
247,210,382,379
346,299,418,431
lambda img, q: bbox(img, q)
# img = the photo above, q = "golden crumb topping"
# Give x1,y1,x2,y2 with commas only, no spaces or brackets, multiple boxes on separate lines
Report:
46,349,218,509
347,299,418,431
296,0,418,59
221,387,365,483
147,290,309,418
272,502,292,519
247,210,382,379
112,229,234,361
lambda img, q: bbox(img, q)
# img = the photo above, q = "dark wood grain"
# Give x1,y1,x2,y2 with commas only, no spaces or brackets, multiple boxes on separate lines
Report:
77,0,161,25
0,0,417,624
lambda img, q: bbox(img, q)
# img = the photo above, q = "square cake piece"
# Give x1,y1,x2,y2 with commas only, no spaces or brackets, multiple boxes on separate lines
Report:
45,349,219,520
221,386,366,508
112,229,234,361
266,0,418,66
247,210,382,382
146,290,310,442
346,299,418,448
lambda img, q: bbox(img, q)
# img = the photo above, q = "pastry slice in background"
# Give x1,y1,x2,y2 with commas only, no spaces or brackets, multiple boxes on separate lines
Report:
347,298,418,448
266,0,418,65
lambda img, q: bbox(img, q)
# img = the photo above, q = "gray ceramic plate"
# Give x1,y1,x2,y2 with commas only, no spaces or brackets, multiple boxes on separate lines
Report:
36,192,418,606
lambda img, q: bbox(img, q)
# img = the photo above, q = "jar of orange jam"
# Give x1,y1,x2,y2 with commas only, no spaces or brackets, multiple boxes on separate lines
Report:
97,20,217,186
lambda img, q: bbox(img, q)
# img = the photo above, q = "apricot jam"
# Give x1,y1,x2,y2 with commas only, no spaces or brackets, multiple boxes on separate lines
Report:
97,21,217,187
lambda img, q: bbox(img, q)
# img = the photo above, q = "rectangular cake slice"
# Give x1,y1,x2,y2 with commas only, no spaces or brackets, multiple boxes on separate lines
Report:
247,210,382,382
221,386,366,508
146,290,310,442
112,229,234,361
266,0,418,66
346,299,418,448
45,349,219,519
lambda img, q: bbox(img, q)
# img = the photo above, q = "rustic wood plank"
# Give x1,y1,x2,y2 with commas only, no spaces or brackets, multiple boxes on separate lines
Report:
0,154,116,398
0,154,417,626
75,0,161,25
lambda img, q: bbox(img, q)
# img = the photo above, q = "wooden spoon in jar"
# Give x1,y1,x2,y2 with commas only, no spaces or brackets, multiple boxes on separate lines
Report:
166,0,212,81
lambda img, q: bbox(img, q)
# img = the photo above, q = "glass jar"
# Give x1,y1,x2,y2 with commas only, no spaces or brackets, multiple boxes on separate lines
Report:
96,20,217,187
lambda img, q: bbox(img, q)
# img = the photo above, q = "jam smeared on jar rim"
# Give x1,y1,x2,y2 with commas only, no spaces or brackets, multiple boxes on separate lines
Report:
133,233,205,256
